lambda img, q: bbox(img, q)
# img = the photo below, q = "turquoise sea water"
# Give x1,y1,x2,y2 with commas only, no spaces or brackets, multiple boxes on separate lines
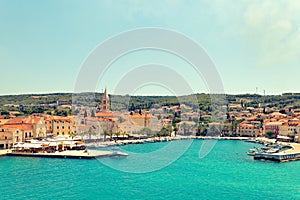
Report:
0,140,299,200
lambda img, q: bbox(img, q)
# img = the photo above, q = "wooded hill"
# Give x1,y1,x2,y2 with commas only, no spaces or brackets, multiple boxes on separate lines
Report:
1,92,300,114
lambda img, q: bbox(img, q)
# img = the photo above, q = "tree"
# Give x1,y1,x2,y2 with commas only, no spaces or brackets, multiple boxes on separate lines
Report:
226,113,230,120
197,123,207,136
91,110,95,117
0,110,9,115
129,103,135,111
158,125,172,137
69,132,75,139
73,109,80,115
266,130,275,138
46,111,52,115
118,117,126,123
103,130,109,141
54,109,68,117
138,127,153,136
87,127,95,139
115,131,120,141
84,110,88,118
173,126,178,136
108,131,113,141
166,125,172,136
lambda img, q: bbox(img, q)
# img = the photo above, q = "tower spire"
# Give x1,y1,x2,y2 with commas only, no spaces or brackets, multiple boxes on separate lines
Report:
101,88,110,112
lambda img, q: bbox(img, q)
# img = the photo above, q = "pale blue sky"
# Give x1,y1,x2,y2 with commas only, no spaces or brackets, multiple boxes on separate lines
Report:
0,0,299,95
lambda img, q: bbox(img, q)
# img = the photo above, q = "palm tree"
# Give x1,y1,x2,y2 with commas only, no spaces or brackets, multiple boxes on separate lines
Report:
87,127,94,139
115,131,120,141
69,132,75,139
108,131,113,141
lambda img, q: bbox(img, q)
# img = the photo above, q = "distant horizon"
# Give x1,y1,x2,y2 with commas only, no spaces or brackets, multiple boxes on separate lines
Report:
1,90,300,97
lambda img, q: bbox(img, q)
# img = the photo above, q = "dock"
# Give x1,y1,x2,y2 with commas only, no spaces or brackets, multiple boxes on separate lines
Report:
253,143,300,162
254,152,300,162
6,149,128,160
0,149,10,157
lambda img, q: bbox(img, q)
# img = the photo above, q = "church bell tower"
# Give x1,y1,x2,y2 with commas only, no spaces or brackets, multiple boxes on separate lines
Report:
101,88,110,112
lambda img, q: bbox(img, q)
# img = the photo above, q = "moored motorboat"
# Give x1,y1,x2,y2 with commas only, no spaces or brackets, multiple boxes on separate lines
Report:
247,148,259,156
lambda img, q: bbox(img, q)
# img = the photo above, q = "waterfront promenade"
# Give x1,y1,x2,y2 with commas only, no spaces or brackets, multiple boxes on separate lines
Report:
8,149,129,159
0,149,10,156
86,136,251,147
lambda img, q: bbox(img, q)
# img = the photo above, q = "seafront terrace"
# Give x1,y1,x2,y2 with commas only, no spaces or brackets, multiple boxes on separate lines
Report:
0,149,11,156
6,149,128,159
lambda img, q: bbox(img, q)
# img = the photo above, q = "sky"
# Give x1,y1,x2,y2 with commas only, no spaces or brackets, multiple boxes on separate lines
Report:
0,0,300,96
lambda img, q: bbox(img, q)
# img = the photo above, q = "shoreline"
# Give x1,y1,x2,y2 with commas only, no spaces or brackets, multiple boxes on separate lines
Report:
2,136,300,162
86,136,254,148
3,149,128,159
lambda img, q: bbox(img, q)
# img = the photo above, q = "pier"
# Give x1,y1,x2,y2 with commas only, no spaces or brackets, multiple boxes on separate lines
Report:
253,142,300,162
0,149,10,157
254,152,300,162
6,149,128,159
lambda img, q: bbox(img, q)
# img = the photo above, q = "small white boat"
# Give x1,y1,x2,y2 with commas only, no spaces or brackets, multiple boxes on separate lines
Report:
109,147,128,157
247,148,260,156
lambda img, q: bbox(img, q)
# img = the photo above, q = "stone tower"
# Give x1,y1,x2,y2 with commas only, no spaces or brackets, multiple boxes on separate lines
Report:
101,88,110,112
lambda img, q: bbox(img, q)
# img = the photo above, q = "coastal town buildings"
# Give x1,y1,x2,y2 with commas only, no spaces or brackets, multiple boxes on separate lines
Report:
237,123,262,137
43,115,75,136
176,121,197,135
278,119,300,142
0,125,25,149
3,90,300,149
118,119,143,135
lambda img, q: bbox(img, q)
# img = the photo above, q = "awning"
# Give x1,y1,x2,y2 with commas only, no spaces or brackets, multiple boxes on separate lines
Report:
277,135,292,140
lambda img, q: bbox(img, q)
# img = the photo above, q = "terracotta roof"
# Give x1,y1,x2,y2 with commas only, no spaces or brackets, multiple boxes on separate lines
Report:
245,116,257,121
119,120,140,127
265,121,284,126
130,114,152,119
5,117,28,124
1,124,33,131
239,123,257,128
95,111,120,117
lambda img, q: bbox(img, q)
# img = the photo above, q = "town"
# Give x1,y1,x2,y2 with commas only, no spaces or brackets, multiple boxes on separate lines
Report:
1,90,300,149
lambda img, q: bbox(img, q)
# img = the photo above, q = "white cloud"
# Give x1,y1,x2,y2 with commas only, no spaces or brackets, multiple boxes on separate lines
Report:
242,0,300,66
209,0,300,67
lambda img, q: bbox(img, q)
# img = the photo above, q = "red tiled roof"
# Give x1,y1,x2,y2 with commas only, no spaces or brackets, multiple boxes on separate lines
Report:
1,124,33,131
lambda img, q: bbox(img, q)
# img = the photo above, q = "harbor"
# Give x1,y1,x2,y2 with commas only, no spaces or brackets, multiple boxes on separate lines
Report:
246,138,300,162
85,136,251,148
1,137,128,159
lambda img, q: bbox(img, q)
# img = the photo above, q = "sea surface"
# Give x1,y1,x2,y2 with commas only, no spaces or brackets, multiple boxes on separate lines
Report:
0,140,299,200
